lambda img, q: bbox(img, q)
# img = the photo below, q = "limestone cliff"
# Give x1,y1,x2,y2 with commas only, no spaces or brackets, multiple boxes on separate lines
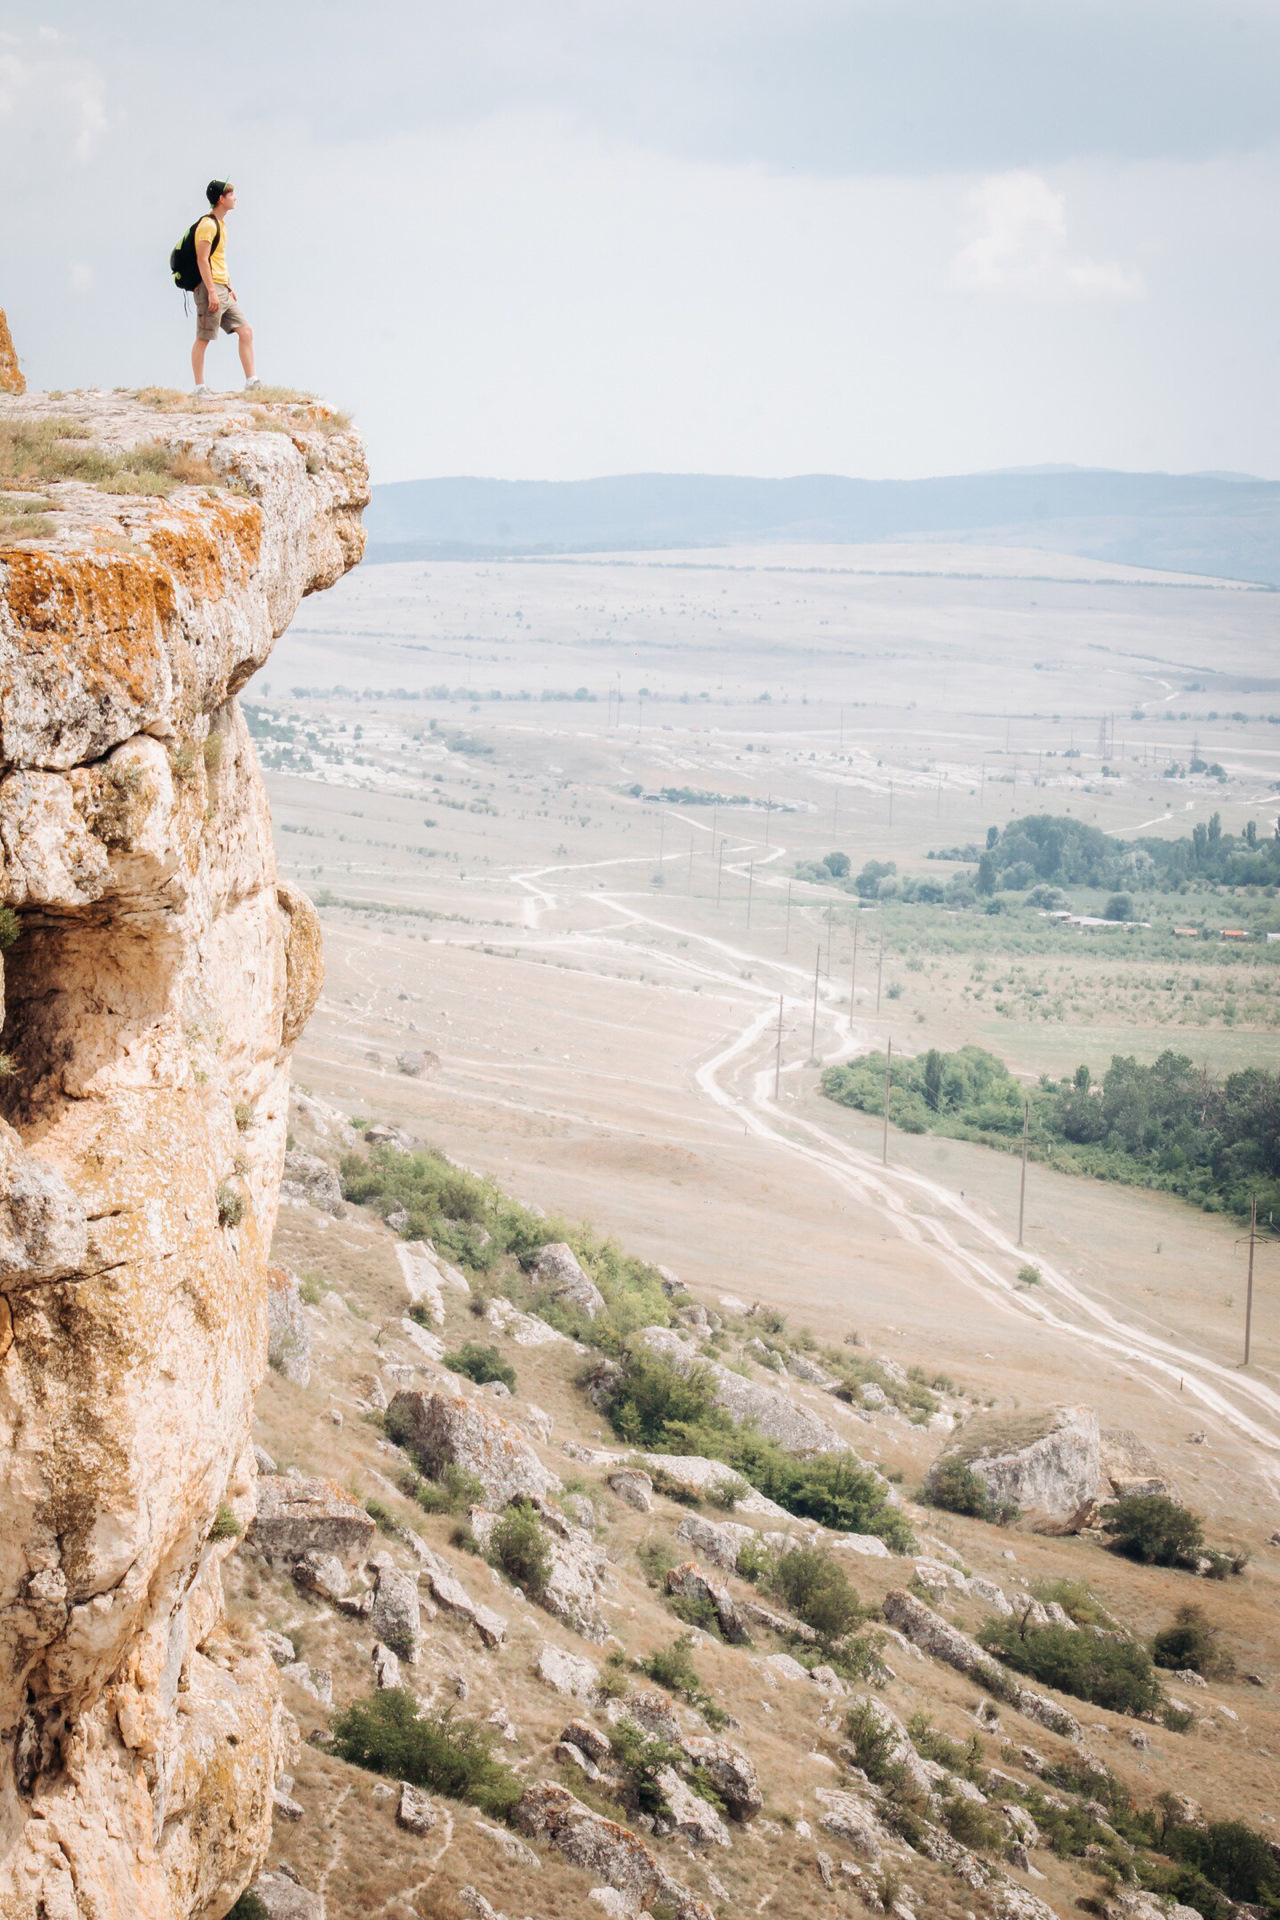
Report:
0,389,367,1917
0,312,21,398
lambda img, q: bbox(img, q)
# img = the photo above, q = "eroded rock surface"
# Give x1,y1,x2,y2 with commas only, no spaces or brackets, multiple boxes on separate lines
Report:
0,388,366,1916
927,1405,1101,1518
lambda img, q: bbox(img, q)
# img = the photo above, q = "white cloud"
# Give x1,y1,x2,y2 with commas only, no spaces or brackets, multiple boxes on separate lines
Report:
950,170,1144,299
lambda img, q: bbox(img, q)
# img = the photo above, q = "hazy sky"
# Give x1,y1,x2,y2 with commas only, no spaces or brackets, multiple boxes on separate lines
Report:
3,3,1278,482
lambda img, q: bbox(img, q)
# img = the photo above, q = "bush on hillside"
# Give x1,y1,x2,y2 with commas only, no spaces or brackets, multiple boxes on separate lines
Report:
1152,1604,1234,1679
978,1618,1164,1719
330,1690,521,1818
922,1457,994,1519
768,1545,862,1641
489,1501,551,1599
442,1341,516,1390
1101,1494,1206,1568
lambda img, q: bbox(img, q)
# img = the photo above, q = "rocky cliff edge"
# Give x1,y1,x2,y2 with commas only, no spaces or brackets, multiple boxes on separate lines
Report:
0,385,367,1918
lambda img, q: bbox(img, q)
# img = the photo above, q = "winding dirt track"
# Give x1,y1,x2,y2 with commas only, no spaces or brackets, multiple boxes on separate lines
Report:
508,844,1280,1482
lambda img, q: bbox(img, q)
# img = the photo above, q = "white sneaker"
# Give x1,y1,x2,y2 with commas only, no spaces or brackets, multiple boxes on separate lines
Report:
192,385,214,398
244,378,262,393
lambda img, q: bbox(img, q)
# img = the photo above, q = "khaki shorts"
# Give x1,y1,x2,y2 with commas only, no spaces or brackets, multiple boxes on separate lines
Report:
194,283,248,342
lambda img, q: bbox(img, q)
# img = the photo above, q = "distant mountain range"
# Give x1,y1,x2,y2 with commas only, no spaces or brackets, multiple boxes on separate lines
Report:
363,467,1280,585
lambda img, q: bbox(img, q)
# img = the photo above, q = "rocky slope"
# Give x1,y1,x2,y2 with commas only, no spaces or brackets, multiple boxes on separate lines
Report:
236,1104,1279,1920
0,386,367,1916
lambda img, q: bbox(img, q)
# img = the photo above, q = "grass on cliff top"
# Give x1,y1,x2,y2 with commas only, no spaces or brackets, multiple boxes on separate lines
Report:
0,416,215,498
0,494,56,545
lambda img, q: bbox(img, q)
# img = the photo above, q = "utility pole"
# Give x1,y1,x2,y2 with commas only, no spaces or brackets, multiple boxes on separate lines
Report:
1017,1101,1029,1246
809,945,821,1060
716,840,725,909
882,1038,893,1167
774,994,783,1099
746,861,754,929
850,918,859,1028
1244,1194,1257,1366
826,906,833,976
876,933,885,1014
784,879,792,952
833,787,839,834
688,836,694,891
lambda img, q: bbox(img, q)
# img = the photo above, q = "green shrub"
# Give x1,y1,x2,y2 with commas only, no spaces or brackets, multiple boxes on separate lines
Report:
1101,1494,1205,1568
442,1341,516,1391
941,1792,1004,1851
398,1463,486,1517
842,1699,902,1787
0,906,20,950
228,1895,269,1920
365,1497,397,1535
1152,1604,1233,1678
640,1633,710,1709
607,1718,686,1817
607,1350,730,1448
489,1501,551,1598
636,1538,679,1588
906,1712,985,1780
1033,1579,1115,1629
216,1181,245,1228
978,1618,1164,1718
1167,1817,1280,1907
768,1545,861,1642
924,1457,993,1519
209,1503,242,1542
330,1689,521,1818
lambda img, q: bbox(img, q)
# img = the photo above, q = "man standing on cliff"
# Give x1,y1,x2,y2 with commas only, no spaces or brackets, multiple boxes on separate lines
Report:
191,180,260,396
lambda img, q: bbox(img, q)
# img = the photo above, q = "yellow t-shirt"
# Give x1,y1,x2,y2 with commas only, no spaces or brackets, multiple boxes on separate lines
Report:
194,215,229,286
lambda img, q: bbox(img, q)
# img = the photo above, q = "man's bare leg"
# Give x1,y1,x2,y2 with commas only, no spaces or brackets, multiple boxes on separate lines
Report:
235,324,256,380
192,336,208,387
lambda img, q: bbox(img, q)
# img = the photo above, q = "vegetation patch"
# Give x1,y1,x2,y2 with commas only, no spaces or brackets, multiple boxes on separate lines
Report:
0,416,215,496
977,1617,1164,1718
488,1501,551,1599
441,1341,516,1390
330,1689,521,1819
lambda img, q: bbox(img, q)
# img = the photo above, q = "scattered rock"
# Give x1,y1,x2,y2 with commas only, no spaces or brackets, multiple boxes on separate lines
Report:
816,1850,834,1889
563,1719,612,1765
273,1789,305,1822
251,1475,376,1567
861,1382,891,1412
1128,1728,1150,1751
609,1690,683,1746
536,1644,600,1699
396,1049,437,1077
457,1890,504,1920
655,1766,733,1847
267,1266,314,1385
396,1781,439,1836
395,1241,446,1324
473,1817,542,1868
764,1653,810,1684
1099,1427,1176,1501
588,1891,639,1919
681,1735,763,1820
294,1551,350,1602
523,1403,555,1441
388,1385,561,1505
1104,1892,1203,1920
280,1150,346,1217
527,1243,607,1319
882,1589,1081,1739
411,1541,508,1647
674,1512,755,1570
281,1663,332,1707
1175,1669,1207,1689
249,1865,326,1919
471,1502,610,1641
263,1629,295,1667
514,1784,696,1912
369,1562,421,1664
372,1642,401,1690
814,1787,885,1859
254,1443,278,1474
487,1295,569,1346
563,1493,596,1529
787,1352,834,1386
641,1328,850,1455
666,1562,749,1644
609,1469,654,1513
927,1405,1101,1519
829,1532,893,1559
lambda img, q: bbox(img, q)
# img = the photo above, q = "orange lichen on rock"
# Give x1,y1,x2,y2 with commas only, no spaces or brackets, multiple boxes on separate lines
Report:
0,307,23,396
143,496,263,600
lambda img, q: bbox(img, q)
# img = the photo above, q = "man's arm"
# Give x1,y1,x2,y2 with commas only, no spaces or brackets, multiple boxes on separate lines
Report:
196,229,219,311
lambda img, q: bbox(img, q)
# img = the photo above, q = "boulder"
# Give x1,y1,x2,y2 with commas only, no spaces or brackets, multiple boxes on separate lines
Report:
787,1353,834,1386
655,1767,732,1847
388,1385,561,1505
513,1784,692,1910
473,1817,542,1869
369,1562,422,1663
638,1453,789,1518
294,1550,350,1601
640,1328,849,1455
267,1267,313,1385
680,1736,763,1820
280,1663,332,1707
927,1406,1101,1519
395,1241,446,1325
457,1892,504,1920
527,1242,606,1319
609,1469,654,1513
409,1540,507,1648
675,1513,756,1570
996,1888,1067,1920
251,1476,375,1567
665,1562,749,1644
396,1782,439,1836
562,1719,612,1765
814,1788,885,1859
609,1690,683,1746
764,1653,809,1684
470,1502,610,1641
485,1295,567,1347
373,1642,401,1690
263,1630,295,1667
1104,1893,1202,1920
280,1150,345,1217
396,1049,437,1077
249,1866,326,1919
536,1644,599,1699
828,1532,893,1560
738,1597,816,1643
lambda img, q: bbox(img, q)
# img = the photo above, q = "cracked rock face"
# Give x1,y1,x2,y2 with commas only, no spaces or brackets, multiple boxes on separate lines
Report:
0,388,367,1916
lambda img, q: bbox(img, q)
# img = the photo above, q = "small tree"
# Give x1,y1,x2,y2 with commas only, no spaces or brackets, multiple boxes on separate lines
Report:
769,1545,862,1641
1104,893,1134,921
823,850,851,877
490,1501,552,1598
1152,1604,1233,1678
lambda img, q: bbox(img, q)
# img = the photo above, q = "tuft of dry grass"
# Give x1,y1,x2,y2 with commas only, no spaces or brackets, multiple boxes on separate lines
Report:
0,493,56,544
0,417,215,497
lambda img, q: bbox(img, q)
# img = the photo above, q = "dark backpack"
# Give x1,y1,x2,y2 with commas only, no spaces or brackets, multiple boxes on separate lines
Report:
169,214,221,292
